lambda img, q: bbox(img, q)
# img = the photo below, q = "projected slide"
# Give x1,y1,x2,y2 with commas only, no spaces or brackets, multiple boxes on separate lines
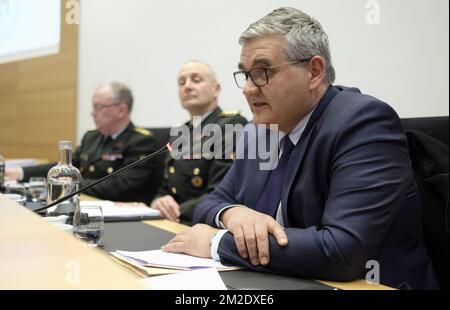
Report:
0,0,61,64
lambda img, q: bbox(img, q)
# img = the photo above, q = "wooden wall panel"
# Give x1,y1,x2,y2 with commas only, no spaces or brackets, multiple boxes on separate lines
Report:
0,1,78,162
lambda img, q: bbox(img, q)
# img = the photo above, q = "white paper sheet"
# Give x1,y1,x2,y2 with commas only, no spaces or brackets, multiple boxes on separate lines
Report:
116,249,231,269
139,268,227,290
5,159,38,168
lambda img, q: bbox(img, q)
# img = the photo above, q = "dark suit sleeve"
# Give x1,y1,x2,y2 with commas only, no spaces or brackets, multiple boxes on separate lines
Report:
22,164,55,181
153,180,170,200
81,135,158,201
193,160,242,225
204,102,414,281
180,159,235,220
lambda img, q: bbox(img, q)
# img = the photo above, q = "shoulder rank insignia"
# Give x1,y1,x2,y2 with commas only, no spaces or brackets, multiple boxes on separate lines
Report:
134,127,153,136
220,110,241,117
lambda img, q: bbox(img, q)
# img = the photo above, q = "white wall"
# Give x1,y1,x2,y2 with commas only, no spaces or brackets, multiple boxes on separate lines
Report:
77,0,449,141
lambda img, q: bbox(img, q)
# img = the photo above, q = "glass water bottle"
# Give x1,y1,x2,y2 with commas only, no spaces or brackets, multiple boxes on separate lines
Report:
46,141,82,224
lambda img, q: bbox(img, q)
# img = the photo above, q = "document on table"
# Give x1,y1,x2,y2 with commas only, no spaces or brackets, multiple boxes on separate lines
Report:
139,268,227,290
114,249,239,271
81,201,162,221
5,159,39,168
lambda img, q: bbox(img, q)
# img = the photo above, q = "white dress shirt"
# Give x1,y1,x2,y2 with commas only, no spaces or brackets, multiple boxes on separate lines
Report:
210,108,315,260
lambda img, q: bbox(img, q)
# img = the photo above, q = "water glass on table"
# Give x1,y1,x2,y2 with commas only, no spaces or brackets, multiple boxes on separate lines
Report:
28,177,47,202
72,205,104,247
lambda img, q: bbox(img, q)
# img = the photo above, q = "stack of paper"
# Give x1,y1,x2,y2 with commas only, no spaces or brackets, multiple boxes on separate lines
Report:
139,268,227,290
81,201,162,222
111,250,241,277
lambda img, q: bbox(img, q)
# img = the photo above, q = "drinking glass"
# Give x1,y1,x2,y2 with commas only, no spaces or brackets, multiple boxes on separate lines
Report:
72,205,104,247
28,177,47,202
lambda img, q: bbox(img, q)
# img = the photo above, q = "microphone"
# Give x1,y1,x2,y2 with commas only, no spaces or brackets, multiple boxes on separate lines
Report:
33,143,172,212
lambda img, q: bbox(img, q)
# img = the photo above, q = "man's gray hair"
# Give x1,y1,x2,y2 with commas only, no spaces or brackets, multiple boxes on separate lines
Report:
102,81,134,112
239,7,335,84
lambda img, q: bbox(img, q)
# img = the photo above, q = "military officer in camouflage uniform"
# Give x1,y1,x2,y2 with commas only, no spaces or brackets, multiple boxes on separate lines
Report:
6,82,161,204
151,61,247,223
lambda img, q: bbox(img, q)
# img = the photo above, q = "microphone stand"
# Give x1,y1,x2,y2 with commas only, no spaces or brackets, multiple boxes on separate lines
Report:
34,143,171,212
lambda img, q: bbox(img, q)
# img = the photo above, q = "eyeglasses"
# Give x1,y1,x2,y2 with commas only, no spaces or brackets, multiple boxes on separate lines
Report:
92,102,120,112
233,59,311,89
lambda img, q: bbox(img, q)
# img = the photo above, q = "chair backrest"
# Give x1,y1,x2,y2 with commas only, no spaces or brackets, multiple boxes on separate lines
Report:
401,116,448,146
148,127,171,150
401,116,449,289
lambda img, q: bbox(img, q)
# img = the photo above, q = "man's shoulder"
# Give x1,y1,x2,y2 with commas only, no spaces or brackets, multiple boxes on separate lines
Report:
126,127,157,149
133,127,154,137
217,110,248,126
320,86,402,138
334,85,387,106
331,85,396,117
82,128,101,140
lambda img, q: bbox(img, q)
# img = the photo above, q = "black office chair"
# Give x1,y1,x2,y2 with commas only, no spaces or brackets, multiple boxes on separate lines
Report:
147,127,171,150
402,116,449,289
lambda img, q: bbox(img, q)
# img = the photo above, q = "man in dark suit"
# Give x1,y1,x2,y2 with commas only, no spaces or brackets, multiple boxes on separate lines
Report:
6,82,160,204
150,61,247,223
161,8,438,289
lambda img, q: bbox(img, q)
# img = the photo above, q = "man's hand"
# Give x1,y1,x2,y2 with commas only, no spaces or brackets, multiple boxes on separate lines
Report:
5,168,22,181
151,195,181,222
161,224,219,258
221,206,288,266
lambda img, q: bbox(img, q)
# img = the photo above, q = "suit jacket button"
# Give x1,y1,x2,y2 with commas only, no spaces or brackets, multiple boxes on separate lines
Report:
191,176,203,188
171,187,177,194
193,167,200,175
169,166,175,174
89,165,95,173
107,167,114,174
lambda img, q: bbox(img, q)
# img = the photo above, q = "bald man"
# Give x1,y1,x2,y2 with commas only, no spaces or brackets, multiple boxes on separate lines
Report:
150,61,247,223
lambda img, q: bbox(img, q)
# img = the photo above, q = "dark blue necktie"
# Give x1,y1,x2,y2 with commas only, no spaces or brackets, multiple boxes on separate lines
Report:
255,136,294,218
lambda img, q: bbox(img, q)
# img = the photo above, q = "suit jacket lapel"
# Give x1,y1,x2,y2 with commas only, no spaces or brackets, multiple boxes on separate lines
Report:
280,86,339,226
247,158,272,208
281,126,315,227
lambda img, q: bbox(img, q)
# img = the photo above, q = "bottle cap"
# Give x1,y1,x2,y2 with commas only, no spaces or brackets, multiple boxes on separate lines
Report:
59,141,72,150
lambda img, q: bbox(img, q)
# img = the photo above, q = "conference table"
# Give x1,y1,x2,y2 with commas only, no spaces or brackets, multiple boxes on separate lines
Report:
0,194,392,290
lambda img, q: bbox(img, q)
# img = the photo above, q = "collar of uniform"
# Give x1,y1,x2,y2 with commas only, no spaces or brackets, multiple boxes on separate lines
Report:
110,122,130,140
189,106,220,129
277,105,316,154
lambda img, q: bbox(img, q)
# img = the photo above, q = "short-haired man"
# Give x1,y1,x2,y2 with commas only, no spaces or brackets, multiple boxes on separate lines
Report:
161,8,438,289
150,61,247,223
7,82,161,203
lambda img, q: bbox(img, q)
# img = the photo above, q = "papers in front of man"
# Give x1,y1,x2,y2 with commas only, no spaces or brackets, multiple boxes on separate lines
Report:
5,159,39,168
111,249,241,277
139,268,227,290
80,200,162,222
